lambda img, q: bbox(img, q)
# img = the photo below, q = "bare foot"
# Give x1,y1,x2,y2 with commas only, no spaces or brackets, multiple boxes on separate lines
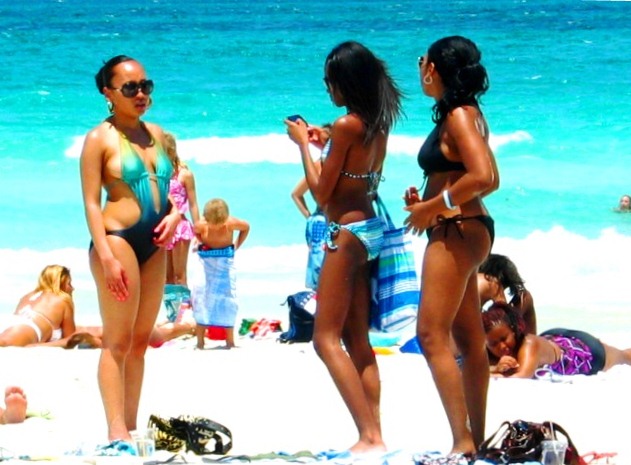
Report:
348,440,387,455
2,386,27,424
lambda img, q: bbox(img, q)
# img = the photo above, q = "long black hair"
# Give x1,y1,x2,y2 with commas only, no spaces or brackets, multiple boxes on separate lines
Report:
427,36,488,124
95,55,135,94
479,253,526,297
324,41,403,143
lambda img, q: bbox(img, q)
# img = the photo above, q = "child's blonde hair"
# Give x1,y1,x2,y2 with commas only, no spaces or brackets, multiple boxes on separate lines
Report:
203,198,229,225
164,132,187,170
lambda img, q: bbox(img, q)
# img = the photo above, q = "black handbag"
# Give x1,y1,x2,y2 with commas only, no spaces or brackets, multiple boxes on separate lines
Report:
477,419,585,465
277,291,315,343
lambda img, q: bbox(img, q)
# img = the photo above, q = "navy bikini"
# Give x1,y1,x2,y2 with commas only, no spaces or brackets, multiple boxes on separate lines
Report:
418,124,494,244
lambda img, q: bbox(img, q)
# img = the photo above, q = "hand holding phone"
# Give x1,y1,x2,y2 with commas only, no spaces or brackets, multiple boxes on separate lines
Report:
404,186,420,206
287,114,307,125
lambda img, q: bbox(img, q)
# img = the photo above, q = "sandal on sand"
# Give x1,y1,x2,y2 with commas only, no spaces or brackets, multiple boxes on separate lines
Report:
208,451,319,463
94,439,138,457
149,414,233,455
413,451,474,465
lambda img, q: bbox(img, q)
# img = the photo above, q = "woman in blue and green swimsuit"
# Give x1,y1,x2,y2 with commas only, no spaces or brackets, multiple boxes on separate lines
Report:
285,41,402,455
80,55,180,453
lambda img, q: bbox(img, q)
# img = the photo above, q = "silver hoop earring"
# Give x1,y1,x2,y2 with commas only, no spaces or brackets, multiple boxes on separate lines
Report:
106,100,114,114
423,75,433,85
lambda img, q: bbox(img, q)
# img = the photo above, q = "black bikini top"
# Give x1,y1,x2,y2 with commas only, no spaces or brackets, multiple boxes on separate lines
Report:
417,125,465,175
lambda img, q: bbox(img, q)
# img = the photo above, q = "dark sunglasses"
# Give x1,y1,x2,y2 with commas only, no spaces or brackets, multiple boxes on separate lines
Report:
111,79,154,98
418,56,425,66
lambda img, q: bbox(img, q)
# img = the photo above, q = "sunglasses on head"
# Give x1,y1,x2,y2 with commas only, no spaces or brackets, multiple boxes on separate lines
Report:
111,79,154,98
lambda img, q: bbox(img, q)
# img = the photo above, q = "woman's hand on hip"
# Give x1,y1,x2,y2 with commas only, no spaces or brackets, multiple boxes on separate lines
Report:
153,210,180,247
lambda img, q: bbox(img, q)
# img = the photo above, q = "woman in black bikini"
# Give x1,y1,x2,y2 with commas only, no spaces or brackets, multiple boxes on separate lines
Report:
404,36,499,463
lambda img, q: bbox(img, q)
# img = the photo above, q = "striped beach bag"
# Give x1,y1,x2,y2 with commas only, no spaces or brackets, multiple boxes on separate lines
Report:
370,196,419,332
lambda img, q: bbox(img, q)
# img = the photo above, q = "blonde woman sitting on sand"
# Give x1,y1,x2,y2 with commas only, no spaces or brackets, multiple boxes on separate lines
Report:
0,265,75,347
482,302,631,378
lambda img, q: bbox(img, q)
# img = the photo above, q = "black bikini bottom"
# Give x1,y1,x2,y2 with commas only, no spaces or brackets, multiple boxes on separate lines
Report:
426,214,495,246
89,204,171,265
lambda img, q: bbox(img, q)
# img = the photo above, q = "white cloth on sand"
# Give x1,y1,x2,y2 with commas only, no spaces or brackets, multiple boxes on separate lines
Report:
193,246,238,327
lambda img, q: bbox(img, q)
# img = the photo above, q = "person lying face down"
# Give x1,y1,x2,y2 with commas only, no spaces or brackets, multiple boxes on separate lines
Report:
482,302,631,378
0,265,76,347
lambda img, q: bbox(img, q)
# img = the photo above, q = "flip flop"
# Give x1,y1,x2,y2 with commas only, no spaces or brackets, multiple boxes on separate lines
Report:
413,451,475,465
94,439,138,456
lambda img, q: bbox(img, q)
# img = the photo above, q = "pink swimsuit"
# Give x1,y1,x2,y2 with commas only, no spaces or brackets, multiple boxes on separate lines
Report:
166,174,195,250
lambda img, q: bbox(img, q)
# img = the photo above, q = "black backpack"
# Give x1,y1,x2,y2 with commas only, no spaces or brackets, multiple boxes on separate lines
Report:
278,291,316,343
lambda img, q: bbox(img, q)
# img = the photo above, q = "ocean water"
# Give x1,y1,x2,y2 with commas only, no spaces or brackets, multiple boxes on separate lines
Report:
1,0,631,339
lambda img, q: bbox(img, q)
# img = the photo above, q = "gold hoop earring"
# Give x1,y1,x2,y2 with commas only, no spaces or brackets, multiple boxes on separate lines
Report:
423,75,433,85
106,100,114,114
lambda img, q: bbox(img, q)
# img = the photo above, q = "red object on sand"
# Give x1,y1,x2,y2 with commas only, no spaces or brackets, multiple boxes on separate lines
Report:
206,326,227,340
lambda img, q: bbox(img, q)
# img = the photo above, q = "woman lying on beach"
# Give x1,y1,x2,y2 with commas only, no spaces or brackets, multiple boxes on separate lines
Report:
0,265,75,347
63,315,196,350
478,253,536,334
285,41,402,454
482,302,631,378
80,55,180,450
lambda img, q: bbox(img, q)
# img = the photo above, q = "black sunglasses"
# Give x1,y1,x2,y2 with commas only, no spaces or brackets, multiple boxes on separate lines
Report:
111,79,154,98
418,56,425,66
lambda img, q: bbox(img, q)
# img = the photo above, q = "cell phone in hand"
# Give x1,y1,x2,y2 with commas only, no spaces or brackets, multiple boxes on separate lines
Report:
287,114,307,124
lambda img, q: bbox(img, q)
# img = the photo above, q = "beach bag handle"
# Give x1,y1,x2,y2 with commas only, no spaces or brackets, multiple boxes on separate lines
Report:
369,195,419,333
477,419,585,465
374,195,395,230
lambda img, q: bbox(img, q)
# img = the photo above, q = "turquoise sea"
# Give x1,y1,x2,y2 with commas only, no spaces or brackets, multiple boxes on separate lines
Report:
1,0,631,338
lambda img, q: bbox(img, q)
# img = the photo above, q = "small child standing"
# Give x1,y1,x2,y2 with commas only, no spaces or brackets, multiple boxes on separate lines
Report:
193,198,250,349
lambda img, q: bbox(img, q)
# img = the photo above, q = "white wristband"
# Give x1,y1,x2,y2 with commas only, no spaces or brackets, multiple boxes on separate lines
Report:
443,190,457,210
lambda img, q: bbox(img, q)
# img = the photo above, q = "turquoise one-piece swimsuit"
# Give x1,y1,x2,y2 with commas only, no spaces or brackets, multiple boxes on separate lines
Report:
93,125,173,264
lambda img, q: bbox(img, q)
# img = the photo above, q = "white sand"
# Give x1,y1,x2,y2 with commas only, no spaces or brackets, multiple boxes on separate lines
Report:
0,335,629,464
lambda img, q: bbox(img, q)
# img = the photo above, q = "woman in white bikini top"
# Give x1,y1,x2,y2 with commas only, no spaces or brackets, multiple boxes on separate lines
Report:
0,265,75,346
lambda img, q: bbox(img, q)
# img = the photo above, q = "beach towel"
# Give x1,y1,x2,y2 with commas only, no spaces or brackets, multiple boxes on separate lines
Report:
193,247,238,327
305,210,327,290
